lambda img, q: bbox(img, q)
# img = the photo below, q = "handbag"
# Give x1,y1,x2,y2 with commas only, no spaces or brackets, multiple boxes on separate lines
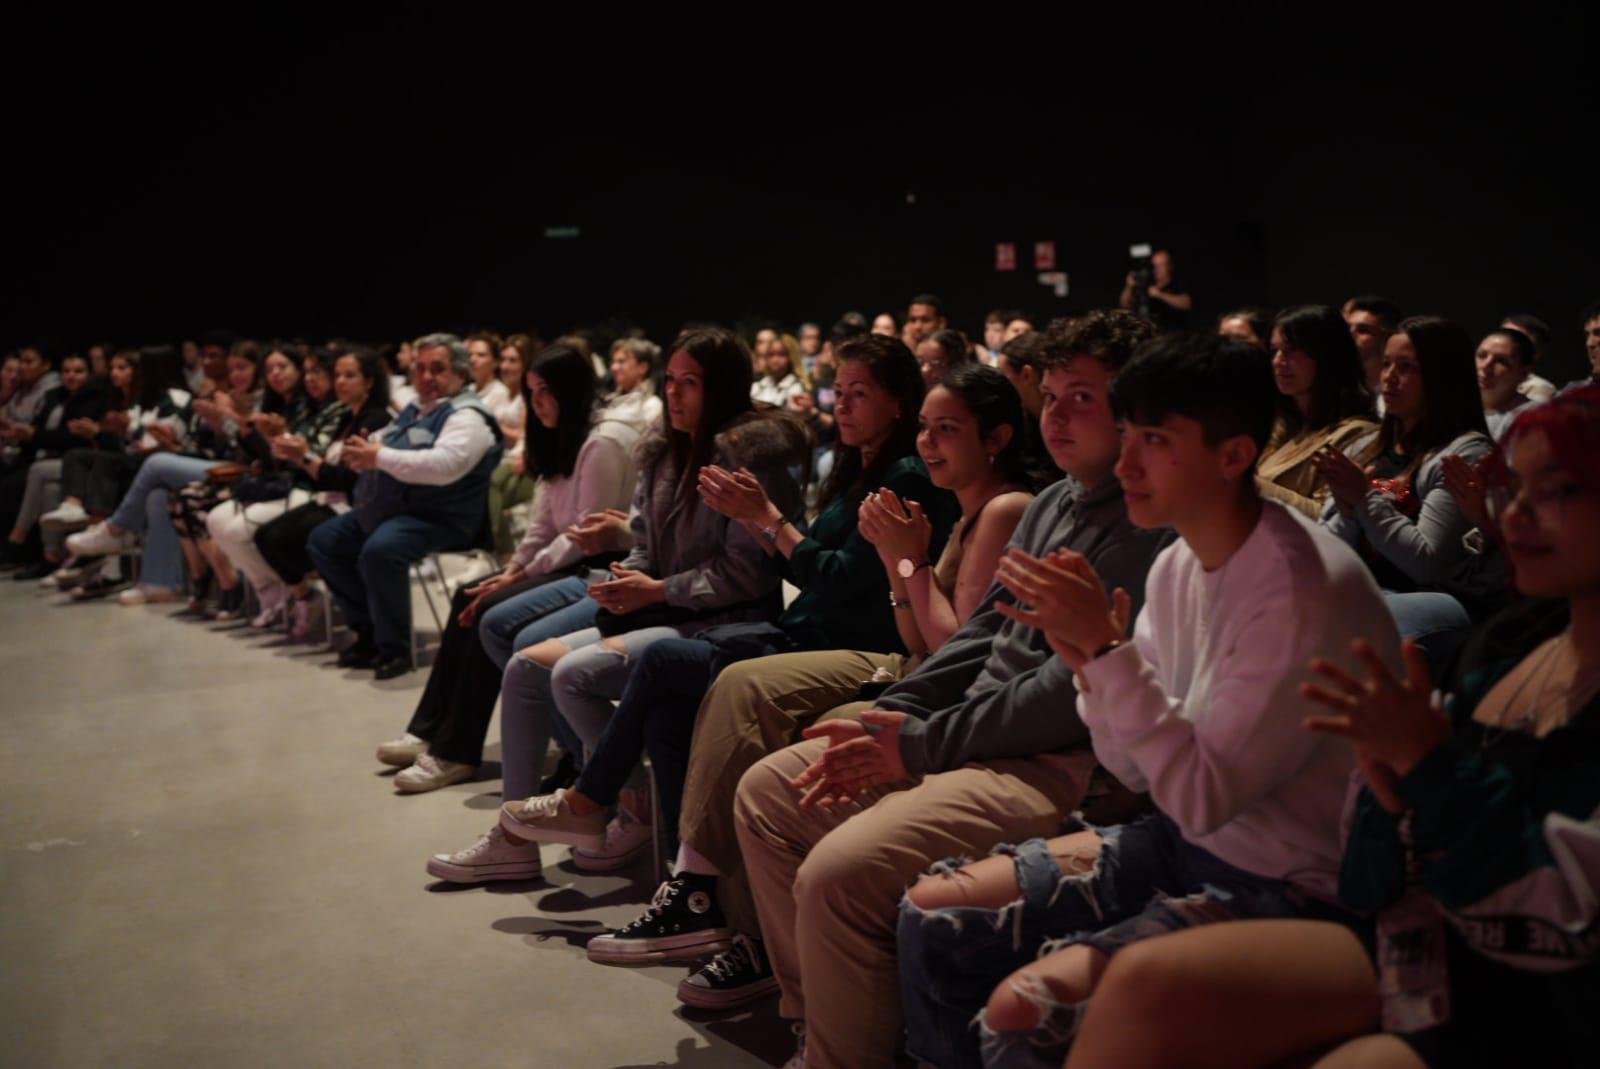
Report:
204,462,252,486
233,470,296,504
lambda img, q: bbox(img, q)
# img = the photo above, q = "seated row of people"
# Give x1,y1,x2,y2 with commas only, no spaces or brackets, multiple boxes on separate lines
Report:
7,299,1596,1067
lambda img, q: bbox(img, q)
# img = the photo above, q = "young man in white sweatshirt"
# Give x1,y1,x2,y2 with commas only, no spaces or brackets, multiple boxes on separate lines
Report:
896,332,1400,1069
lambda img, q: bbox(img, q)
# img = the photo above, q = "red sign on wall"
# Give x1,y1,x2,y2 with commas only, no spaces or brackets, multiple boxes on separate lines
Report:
995,242,1017,272
1034,241,1057,270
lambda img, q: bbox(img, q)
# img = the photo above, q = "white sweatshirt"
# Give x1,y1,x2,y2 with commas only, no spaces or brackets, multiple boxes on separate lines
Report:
1077,501,1399,898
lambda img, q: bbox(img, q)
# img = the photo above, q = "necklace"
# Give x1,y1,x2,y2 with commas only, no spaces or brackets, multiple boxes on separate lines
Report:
1478,634,1600,748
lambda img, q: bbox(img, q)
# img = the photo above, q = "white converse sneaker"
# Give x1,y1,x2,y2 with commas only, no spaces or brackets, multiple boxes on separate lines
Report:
40,501,89,532
425,825,542,883
394,753,477,794
118,583,182,606
571,808,654,872
375,732,428,767
782,1023,807,1069
67,521,131,558
498,789,607,850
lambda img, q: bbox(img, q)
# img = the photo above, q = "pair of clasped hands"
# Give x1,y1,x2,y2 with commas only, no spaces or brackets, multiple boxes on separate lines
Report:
788,541,1447,815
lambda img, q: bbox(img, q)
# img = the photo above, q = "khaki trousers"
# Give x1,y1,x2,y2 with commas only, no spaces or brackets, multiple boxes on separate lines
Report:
678,648,902,935
735,739,1093,1069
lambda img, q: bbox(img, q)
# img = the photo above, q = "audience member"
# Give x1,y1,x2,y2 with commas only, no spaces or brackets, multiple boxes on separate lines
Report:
1567,299,1600,392
1057,387,1600,1069
1499,312,1558,401
1217,306,1273,349
1476,326,1538,438
0,352,107,570
1314,316,1502,673
1342,295,1403,392
903,295,947,348
1256,305,1378,517
915,328,973,386
871,312,898,338
377,342,644,793
752,325,810,408
0,345,62,474
252,349,393,640
306,333,503,679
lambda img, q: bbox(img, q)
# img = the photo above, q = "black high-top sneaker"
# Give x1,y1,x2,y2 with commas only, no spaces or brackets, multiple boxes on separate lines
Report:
676,933,779,1010
586,873,732,966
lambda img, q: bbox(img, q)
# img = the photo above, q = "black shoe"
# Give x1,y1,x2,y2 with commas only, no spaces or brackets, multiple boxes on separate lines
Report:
677,934,779,1010
372,654,412,680
537,751,580,794
337,642,379,668
12,559,54,581
586,874,732,966
70,575,127,600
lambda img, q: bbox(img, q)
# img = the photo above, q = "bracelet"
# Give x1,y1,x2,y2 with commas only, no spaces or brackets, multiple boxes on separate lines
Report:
760,518,788,545
889,594,913,610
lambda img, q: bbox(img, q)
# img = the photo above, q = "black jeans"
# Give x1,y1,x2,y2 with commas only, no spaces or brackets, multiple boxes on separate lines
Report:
252,501,335,586
405,570,577,767
59,448,143,515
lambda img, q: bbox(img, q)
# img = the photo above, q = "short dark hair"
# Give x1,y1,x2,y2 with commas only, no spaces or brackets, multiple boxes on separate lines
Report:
201,329,236,351
998,331,1049,373
985,308,1023,325
909,294,944,316
1273,305,1372,435
1040,309,1155,373
1112,332,1278,458
834,311,869,338
1500,313,1550,360
1480,327,1536,369
1217,307,1274,348
1582,299,1600,326
1343,296,1403,331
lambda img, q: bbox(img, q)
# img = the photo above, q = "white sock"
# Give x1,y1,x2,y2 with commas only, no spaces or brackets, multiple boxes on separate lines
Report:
673,842,720,877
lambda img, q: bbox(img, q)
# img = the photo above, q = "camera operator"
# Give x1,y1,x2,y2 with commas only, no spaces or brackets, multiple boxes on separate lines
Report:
1119,247,1192,332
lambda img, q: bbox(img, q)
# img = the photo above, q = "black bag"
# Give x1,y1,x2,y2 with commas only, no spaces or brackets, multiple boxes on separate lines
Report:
232,470,296,504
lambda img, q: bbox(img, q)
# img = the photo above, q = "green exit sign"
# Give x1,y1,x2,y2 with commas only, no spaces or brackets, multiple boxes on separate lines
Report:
544,226,581,239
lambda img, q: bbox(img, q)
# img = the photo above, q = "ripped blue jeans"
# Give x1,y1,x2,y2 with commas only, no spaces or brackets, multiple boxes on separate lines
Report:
896,813,1332,1069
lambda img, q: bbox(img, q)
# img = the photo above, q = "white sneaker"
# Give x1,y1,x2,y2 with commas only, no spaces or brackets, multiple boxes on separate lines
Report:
782,1023,807,1069
118,584,182,606
67,522,131,558
394,753,477,794
249,583,288,628
375,732,428,767
40,501,89,532
571,808,654,872
425,825,543,883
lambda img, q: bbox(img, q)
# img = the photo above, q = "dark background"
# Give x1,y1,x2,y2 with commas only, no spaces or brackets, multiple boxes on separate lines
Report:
8,4,1592,381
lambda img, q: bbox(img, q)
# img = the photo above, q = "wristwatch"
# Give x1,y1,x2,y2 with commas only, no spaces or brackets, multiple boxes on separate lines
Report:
760,518,787,545
897,557,930,579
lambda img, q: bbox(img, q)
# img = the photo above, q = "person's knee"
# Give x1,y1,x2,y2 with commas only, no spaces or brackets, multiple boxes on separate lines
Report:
520,638,570,670
1087,938,1186,1029
794,831,885,924
357,536,410,578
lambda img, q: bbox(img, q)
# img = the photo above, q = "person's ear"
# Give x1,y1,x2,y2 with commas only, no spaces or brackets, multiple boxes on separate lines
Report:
985,423,1015,456
1216,434,1260,482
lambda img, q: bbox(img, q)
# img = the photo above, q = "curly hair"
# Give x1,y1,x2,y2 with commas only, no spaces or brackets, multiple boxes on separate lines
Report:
1039,308,1155,372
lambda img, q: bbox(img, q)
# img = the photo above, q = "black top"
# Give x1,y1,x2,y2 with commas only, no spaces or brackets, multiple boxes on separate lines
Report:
28,383,110,459
1140,278,1191,332
313,401,392,495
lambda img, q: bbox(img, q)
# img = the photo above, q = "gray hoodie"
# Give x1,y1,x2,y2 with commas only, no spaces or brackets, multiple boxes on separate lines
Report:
883,475,1173,777
620,411,810,632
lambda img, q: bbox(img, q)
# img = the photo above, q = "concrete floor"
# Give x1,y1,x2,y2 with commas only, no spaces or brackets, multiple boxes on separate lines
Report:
0,578,788,1068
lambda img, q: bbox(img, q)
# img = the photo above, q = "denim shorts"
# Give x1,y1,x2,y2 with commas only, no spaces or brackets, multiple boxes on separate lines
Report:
897,813,1349,1069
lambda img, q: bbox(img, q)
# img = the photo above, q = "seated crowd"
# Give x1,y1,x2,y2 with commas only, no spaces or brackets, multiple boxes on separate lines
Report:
4,292,1599,1068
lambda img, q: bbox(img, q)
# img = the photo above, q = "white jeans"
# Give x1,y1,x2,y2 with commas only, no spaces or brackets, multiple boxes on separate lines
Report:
205,489,312,590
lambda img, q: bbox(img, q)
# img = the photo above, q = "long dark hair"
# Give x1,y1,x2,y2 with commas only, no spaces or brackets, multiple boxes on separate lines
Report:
524,343,599,480
935,363,1031,487
135,344,184,409
818,333,925,512
664,326,755,506
108,349,140,410
1377,316,1489,461
262,341,308,415
1273,305,1372,436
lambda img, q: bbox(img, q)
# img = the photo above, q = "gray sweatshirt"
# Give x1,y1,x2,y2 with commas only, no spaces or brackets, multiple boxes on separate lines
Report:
883,475,1173,777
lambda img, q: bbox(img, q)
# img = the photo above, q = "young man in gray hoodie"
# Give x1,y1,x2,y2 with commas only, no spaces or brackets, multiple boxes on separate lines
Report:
728,310,1173,1069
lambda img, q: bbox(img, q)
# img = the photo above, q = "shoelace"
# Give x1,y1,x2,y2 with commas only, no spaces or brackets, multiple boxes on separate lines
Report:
619,879,682,934
518,792,564,818
460,826,505,859
704,934,760,981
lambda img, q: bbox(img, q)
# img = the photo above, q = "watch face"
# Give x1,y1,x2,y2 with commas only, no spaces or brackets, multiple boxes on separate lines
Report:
897,557,916,579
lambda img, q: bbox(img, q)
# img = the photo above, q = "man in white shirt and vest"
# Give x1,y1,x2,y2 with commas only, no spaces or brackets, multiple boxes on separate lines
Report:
308,333,501,679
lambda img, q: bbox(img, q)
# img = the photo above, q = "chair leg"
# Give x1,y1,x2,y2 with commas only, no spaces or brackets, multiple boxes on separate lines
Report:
648,761,666,885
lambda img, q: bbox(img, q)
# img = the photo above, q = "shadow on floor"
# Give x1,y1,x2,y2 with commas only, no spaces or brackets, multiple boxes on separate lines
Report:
491,914,605,951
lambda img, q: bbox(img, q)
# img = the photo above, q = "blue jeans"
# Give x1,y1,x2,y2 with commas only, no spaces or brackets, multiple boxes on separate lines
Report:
498,623,678,801
897,815,1330,1069
1384,590,1471,680
476,575,594,670
108,453,222,591
306,510,465,659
